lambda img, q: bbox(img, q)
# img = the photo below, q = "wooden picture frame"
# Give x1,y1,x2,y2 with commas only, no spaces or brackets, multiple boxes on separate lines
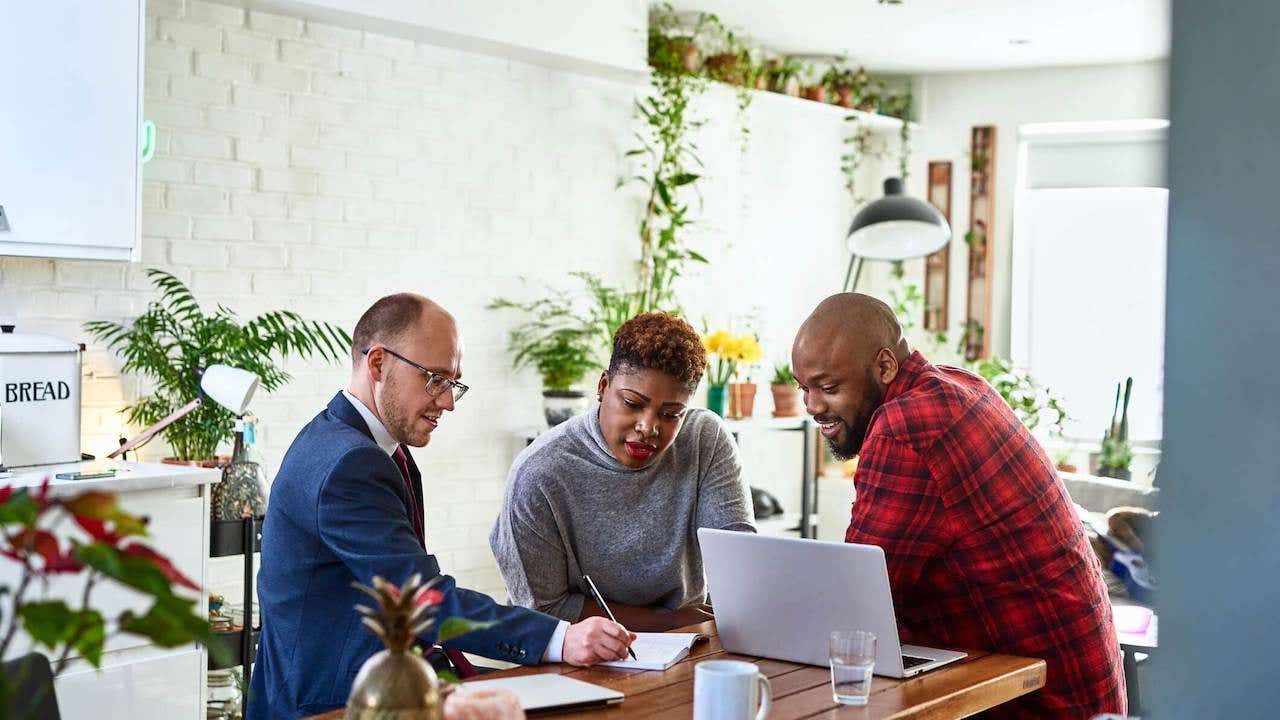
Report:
964,126,997,360
923,161,953,332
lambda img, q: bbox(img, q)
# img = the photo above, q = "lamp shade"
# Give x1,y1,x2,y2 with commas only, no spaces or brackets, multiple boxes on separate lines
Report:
200,365,259,416
846,178,951,260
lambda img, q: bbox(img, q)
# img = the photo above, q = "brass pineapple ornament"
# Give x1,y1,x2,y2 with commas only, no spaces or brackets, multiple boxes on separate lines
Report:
346,573,445,720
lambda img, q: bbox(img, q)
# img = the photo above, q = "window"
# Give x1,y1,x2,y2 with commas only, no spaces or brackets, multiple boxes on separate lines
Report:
1011,121,1168,443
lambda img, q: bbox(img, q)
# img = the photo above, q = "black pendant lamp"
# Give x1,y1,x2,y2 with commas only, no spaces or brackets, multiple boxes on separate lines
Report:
842,177,952,291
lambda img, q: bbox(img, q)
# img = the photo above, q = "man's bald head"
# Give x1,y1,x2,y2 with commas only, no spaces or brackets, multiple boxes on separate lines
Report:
794,293,907,367
791,293,910,459
351,293,455,364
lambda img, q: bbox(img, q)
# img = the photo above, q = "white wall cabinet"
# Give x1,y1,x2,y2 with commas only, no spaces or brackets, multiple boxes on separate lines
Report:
0,0,144,261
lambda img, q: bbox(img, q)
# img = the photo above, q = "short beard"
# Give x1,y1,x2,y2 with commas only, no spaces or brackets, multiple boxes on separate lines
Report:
377,372,427,447
826,382,885,460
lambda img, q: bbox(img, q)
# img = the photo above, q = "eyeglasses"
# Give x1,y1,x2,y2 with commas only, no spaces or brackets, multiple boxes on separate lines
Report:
363,347,469,403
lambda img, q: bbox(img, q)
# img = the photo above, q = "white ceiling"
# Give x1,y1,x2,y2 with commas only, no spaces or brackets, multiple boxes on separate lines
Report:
667,0,1170,74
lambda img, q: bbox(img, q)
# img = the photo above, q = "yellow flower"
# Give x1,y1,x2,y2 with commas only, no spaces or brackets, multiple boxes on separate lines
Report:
703,329,730,355
735,335,763,364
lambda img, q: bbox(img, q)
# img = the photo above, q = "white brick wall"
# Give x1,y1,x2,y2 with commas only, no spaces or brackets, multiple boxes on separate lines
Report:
0,1,912,604
1,0,634,600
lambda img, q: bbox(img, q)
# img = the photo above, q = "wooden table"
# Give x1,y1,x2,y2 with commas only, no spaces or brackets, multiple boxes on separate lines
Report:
309,621,1045,719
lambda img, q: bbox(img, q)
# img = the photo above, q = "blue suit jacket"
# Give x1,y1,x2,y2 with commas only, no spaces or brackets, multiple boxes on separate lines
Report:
248,393,559,719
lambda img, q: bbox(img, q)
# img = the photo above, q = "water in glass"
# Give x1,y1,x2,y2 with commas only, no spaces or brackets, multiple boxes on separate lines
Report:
829,630,876,705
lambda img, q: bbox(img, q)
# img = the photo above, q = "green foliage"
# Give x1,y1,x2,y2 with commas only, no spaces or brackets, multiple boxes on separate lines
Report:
1100,377,1135,471
627,58,709,314
84,269,351,460
896,91,914,181
771,363,795,386
841,116,886,204
18,602,105,667
488,289,600,391
0,484,216,703
436,617,499,645
973,357,1069,437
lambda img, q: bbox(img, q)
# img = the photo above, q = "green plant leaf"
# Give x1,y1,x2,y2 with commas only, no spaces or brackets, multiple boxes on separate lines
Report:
17,602,106,667
0,489,40,526
118,595,211,647
436,617,499,644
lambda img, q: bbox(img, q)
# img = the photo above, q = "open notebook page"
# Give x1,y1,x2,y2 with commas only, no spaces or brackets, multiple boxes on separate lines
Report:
601,632,704,671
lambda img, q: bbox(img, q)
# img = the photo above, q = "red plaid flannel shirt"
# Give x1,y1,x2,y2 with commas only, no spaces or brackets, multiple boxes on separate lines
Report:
846,352,1125,719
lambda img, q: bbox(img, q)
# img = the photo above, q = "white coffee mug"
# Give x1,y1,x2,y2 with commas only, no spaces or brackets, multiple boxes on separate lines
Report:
693,659,771,720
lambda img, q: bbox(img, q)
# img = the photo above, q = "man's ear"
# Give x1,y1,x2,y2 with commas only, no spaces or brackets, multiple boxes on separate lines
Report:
596,371,609,401
366,346,387,383
874,347,900,387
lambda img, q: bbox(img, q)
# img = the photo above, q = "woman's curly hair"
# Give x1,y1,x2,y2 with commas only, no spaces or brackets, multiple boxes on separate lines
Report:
608,312,706,392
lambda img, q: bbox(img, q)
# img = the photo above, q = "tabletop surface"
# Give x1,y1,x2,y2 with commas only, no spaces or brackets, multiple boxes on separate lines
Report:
310,621,1046,719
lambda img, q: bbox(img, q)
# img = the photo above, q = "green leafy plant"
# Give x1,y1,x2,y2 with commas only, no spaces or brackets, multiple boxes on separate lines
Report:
841,115,886,204
0,483,216,716
647,4,700,76
488,288,600,392
770,362,796,386
893,91,914,181
626,58,709,314
84,269,350,461
1099,377,1135,475
973,357,1069,436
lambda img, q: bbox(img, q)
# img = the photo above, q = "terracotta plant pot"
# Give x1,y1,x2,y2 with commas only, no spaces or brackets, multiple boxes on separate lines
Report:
727,382,757,419
801,85,827,103
704,52,748,86
770,384,801,417
835,86,854,108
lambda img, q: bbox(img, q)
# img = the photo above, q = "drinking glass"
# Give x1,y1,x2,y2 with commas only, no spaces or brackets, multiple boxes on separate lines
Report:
829,630,877,705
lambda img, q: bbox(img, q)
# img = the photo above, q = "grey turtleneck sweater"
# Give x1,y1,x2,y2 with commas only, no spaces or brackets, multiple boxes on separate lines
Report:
489,407,755,621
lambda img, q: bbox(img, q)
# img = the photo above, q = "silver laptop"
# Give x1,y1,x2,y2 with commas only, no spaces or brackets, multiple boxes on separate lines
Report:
698,528,966,678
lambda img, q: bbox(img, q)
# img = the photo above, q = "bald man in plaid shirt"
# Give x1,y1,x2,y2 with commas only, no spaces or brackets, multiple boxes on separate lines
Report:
793,294,1125,719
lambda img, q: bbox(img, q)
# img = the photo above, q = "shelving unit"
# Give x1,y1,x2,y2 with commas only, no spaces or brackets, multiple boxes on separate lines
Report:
924,160,954,331
708,80,916,133
208,517,263,720
722,417,818,539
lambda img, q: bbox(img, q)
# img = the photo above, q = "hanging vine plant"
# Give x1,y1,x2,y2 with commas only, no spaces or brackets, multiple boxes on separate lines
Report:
623,7,712,316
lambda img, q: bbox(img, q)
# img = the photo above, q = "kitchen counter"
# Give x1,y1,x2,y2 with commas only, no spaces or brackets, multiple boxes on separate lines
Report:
1,459,220,494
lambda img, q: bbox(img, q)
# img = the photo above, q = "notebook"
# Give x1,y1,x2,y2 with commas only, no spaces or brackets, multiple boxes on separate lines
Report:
458,674,623,712
601,632,704,671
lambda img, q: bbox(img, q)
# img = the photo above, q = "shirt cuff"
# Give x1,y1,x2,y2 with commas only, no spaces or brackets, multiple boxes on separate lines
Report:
541,620,570,663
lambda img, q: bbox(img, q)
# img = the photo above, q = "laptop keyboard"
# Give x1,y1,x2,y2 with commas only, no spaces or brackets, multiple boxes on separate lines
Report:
901,654,933,670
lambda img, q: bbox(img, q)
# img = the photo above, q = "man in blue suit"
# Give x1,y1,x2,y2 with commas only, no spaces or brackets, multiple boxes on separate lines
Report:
249,293,634,718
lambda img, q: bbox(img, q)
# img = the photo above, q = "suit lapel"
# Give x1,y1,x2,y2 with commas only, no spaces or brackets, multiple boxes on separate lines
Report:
329,393,420,535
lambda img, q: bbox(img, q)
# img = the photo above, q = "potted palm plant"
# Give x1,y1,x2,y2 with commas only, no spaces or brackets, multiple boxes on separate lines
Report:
488,291,600,427
84,269,351,465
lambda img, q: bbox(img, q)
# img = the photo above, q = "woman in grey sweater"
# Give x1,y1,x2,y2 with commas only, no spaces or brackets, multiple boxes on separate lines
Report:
490,312,755,632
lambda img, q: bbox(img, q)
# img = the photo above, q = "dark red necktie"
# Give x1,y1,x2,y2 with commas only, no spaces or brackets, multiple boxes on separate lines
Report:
392,446,425,547
392,445,477,677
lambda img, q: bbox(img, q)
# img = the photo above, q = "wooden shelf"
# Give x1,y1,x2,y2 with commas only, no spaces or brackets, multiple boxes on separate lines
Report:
703,81,915,133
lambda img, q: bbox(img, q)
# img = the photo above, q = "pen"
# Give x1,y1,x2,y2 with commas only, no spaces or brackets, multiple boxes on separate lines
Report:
582,574,638,661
